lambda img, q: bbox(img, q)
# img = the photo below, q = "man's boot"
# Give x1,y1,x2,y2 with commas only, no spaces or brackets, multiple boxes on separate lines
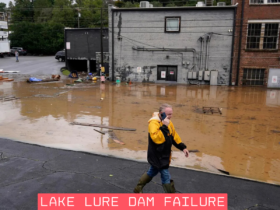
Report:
133,173,152,193
162,179,176,193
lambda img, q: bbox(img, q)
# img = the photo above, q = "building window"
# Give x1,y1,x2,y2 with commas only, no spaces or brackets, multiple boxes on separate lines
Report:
247,23,262,49
250,0,264,3
246,22,279,50
242,68,265,86
165,17,181,33
263,23,279,49
250,0,280,4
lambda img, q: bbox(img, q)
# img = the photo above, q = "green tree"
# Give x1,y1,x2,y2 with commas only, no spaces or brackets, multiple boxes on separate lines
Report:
150,1,163,7
12,0,34,23
9,22,64,54
165,2,177,6
8,1,14,9
123,2,139,7
51,0,75,27
79,0,108,28
0,2,6,11
34,0,53,22
114,1,125,7
185,0,198,6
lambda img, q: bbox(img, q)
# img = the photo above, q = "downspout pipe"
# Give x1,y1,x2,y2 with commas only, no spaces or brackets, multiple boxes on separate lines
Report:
236,0,244,86
229,7,237,86
204,35,208,70
198,37,204,70
65,29,68,70
205,33,212,71
111,8,115,81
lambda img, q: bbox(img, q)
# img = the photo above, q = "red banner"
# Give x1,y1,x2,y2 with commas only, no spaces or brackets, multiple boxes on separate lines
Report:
38,194,227,210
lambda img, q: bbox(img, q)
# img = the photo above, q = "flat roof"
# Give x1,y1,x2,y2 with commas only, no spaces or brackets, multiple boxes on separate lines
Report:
111,5,237,12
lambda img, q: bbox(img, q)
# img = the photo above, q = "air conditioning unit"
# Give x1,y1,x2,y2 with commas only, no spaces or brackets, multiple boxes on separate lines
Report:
217,2,226,6
196,1,205,6
140,1,150,8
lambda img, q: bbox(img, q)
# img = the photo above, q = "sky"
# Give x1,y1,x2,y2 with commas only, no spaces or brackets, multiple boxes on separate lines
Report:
1,0,14,7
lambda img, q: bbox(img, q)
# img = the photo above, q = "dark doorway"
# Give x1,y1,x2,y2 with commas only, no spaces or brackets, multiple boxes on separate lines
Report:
90,60,96,73
157,66,177,82
68,60,87,72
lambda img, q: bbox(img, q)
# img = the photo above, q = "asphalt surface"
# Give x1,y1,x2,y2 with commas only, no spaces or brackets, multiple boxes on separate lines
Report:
0,138,279,210
0,56,64,75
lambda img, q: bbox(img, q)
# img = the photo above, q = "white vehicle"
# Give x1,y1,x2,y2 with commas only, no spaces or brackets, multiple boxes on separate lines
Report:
0,21,10,58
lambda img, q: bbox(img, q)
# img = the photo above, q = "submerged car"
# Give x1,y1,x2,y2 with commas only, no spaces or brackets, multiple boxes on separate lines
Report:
55,50,65,62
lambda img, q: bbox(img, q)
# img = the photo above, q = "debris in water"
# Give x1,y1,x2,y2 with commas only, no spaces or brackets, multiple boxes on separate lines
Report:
225,121,239,124
109,175,113,177
93,129,105,135
71,122,136,131
271,130,280,133
189,149,200,153
113,139,125,145
0,96,19,101
108,131,125,145
203,107,222,115
210,164,230,175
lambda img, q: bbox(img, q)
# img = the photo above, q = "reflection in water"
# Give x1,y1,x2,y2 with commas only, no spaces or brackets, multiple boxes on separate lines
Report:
0,81,280,185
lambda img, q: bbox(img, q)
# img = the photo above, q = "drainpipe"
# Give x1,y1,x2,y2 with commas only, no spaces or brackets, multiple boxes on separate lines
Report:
111,8,115,81
65,29,68,70
206,33,212,71
229,7,237,86
236,0,244,86
199,37,204,70
205,35,208,70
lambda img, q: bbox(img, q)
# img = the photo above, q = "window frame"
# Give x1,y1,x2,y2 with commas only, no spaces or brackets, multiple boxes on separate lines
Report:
164,16,181,33
249,0,280,4
246,20,280,50
242,68,266,86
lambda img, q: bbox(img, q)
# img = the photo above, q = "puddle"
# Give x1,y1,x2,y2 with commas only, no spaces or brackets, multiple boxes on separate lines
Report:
0,79,280,184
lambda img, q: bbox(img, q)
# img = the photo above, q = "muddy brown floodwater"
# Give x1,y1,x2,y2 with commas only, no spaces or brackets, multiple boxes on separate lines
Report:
1,78,280,185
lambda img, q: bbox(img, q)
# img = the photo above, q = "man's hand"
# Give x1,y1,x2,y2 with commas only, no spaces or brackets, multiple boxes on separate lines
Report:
183,149,189,157
162,118,170,126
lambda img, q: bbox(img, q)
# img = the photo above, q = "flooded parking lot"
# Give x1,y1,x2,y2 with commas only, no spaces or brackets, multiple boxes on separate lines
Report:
1,77,280,185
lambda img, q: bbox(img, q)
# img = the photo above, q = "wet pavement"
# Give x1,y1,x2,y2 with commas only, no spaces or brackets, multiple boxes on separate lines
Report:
1,72,280,186
1,137,280,210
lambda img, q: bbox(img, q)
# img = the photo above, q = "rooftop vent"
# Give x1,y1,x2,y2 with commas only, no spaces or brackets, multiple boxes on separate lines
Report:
196,1,205,6
140,1,150,8
217,2,226,6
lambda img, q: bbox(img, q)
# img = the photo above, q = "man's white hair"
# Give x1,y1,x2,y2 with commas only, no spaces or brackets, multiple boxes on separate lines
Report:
159,103,172,113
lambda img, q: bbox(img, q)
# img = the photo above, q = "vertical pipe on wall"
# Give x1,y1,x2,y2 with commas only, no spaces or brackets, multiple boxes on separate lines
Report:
111,8,115,81
202,38,204,70
205,36,208,70
236,0,244,86
229,7,237,86
65,29,68,70
199,37,203,70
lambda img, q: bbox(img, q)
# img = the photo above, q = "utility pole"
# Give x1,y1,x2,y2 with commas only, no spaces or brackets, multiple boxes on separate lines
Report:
100,7,103,67
76,8,81,28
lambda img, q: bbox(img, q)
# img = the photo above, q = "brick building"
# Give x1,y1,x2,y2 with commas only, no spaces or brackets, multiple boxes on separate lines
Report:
232,0,280,87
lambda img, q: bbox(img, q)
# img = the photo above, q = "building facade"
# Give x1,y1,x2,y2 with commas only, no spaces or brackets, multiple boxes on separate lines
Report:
108,5,237,85
232,0,280,87
65,28,109,73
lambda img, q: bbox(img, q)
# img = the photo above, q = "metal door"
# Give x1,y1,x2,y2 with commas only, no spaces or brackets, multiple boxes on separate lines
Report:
157,66,167,80
167,66,177,81
157,66,177,81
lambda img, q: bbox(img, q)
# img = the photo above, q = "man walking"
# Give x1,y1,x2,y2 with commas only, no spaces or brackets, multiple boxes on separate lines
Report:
134,103,189,193
15,51,19,62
